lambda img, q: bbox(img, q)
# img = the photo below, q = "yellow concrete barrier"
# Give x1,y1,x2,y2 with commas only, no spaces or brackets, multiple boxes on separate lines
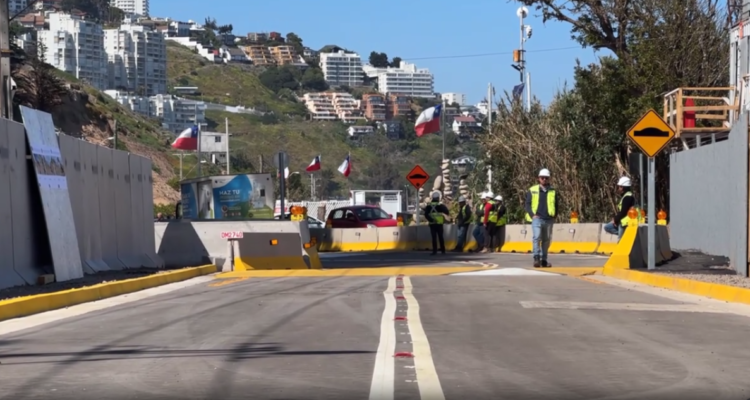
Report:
500,225,533,253
603,224,644,269
547,223,601,254
597,229,620,255
376,226,417,251
0,265,217,322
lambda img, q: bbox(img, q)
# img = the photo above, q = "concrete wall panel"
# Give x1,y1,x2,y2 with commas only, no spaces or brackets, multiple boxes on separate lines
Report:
6,120,43,286
59,135,95,274
0,119,26,288
670,113,748,276
112,150,138,268
97,146,124,270
80,141,107,271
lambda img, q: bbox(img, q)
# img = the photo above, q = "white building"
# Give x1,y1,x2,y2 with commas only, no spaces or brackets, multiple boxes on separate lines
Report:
104,23,167,96
38,13,107,89
104,91,206,133
442,92,466,106
110,0,149,17
319,50,364,87
364,61,434,98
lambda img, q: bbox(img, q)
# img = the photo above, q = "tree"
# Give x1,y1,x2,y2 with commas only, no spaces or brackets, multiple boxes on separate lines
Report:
300,67,328,91
203,17,217,31
286,32,304,55
389,57,402,68
217,24,233,35
317,168,341,198
368,51,389,67
259,65,300,92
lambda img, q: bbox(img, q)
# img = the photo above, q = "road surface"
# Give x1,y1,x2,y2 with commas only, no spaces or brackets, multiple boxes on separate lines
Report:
0,254,748,400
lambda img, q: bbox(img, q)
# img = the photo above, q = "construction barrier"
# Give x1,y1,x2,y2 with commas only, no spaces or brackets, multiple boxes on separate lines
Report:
604,224,673,270
310,223,641,255
155,220,319,271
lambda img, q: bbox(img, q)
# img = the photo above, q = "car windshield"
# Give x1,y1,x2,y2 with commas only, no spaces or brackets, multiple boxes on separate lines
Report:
356,207,389,221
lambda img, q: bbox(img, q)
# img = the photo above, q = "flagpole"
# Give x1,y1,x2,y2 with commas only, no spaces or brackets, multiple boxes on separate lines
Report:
179,151,184,180
441,99,446,160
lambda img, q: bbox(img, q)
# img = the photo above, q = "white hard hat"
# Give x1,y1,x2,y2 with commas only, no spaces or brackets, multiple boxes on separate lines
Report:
431,191,440,199
495,195,503,201
617,176,631,187
538,168,551,177
458,195,466,202
484,192,494,199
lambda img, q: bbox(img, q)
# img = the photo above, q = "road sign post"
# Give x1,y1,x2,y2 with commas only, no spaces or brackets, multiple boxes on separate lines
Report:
626,109,675,270
406,165,430,225
275,151,288,219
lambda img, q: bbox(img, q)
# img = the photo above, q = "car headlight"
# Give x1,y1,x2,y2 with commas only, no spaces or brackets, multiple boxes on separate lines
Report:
367,224,377,228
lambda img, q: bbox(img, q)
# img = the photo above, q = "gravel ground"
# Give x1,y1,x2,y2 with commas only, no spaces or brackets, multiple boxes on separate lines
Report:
0,267,205,302
653,250,750,289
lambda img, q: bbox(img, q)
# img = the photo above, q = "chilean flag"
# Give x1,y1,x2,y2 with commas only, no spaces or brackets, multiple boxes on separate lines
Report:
337,155,351,177
305,155,321,172
171,125,199,150
414,104,442,137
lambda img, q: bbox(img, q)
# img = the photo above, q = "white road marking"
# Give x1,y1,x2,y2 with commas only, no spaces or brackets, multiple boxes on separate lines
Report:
368,276,397,400
451,268,558,276
0,275,216,336
520,300,728,313
402,276,446,400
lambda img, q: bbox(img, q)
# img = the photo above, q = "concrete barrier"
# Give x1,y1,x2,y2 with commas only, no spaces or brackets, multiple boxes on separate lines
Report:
233,232,313,270
500,224,533,253
597,229,620,255
339,228,379,251
376,226,417,251
155,220,316,270
547,223,601,254
604,224,673,270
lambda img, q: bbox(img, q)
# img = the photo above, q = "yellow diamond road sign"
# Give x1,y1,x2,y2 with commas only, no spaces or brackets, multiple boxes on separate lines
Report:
626,109,676,158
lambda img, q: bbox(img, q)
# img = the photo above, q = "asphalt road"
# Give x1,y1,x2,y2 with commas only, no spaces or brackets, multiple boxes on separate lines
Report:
1,267,749,400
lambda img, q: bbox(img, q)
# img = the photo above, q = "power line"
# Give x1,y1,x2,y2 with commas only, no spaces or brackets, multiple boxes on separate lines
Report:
403,46,583,61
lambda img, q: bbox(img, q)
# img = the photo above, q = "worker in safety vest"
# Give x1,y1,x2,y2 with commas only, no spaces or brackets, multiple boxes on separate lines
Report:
453,195,472,252
471,192,487,252
603,176,638,241
480,192,497,253
491,195,507,251
524,168,559,268
423,192,451,255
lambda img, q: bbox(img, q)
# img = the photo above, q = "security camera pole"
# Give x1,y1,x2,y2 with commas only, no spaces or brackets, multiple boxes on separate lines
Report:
0,0,10,119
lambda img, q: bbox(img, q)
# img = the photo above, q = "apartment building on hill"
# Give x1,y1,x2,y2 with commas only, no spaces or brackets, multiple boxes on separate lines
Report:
361,94,386,121
105,91,207,133
320,50,364,87
110,0,149,17
302,92,365,123
38,12,107,89
104,23,167,96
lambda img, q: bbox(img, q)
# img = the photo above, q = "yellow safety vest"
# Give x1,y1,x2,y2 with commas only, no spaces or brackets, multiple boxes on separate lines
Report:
487,200,498,223
427,202,444,225
474,204,485,223
525,184,556,222
496,204,507,226
619,191,643,226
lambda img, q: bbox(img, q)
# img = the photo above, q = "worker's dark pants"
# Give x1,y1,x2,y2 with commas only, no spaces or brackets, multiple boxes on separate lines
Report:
494,224,506,252
429,224,445,254
484,222,496,251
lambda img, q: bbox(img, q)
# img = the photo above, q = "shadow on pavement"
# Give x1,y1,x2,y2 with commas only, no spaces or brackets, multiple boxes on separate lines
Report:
320,251,499,269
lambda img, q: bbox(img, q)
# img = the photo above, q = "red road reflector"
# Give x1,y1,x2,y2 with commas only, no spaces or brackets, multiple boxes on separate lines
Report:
394,316,407,321
396,286,404,289
395,296,406,300
393,352,414,358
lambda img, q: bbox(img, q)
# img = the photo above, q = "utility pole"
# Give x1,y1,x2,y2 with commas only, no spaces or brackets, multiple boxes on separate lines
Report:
113,119,118,149
512,6,532,112
487,83,493,193
0,0,11,119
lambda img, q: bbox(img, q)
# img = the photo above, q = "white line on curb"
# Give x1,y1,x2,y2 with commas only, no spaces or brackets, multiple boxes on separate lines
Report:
368,276,397,400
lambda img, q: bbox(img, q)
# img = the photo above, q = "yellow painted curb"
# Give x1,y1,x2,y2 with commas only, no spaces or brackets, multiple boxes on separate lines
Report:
0,265,217,322
603,266,750,306
216,266,491,278
545,267,603,277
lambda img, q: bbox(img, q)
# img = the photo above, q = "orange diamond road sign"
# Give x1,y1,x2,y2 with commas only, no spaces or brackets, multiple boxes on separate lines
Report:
626,109,676,158
406,165,430,190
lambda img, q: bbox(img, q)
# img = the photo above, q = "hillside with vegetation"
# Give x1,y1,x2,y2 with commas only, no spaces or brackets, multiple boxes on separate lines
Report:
166,38,476,200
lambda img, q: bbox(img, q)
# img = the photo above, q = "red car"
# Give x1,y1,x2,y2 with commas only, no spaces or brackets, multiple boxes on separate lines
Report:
326,205,398,228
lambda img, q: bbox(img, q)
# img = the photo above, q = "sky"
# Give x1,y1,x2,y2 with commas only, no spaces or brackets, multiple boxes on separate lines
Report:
152,0,607,106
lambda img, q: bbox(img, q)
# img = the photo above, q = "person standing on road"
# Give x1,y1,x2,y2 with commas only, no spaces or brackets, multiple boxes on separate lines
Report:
492,195,507,252
471,193,487,252
525,168,559,268
480,192,497,253
603,177,636,241
454,196,472,252
424,192,451,255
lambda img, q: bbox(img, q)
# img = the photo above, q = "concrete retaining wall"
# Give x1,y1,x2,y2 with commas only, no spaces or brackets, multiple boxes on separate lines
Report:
0,118,160,290
310,223,629,254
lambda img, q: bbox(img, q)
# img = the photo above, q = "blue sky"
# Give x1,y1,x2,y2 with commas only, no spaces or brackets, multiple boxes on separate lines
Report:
153,0,605,106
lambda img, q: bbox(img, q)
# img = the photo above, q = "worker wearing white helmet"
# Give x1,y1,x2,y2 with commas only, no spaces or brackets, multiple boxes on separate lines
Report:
524,168,559,268
603,176,639,241
453,195,472,252
486,194,507,252
423,191,451,255
480,192,500,253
